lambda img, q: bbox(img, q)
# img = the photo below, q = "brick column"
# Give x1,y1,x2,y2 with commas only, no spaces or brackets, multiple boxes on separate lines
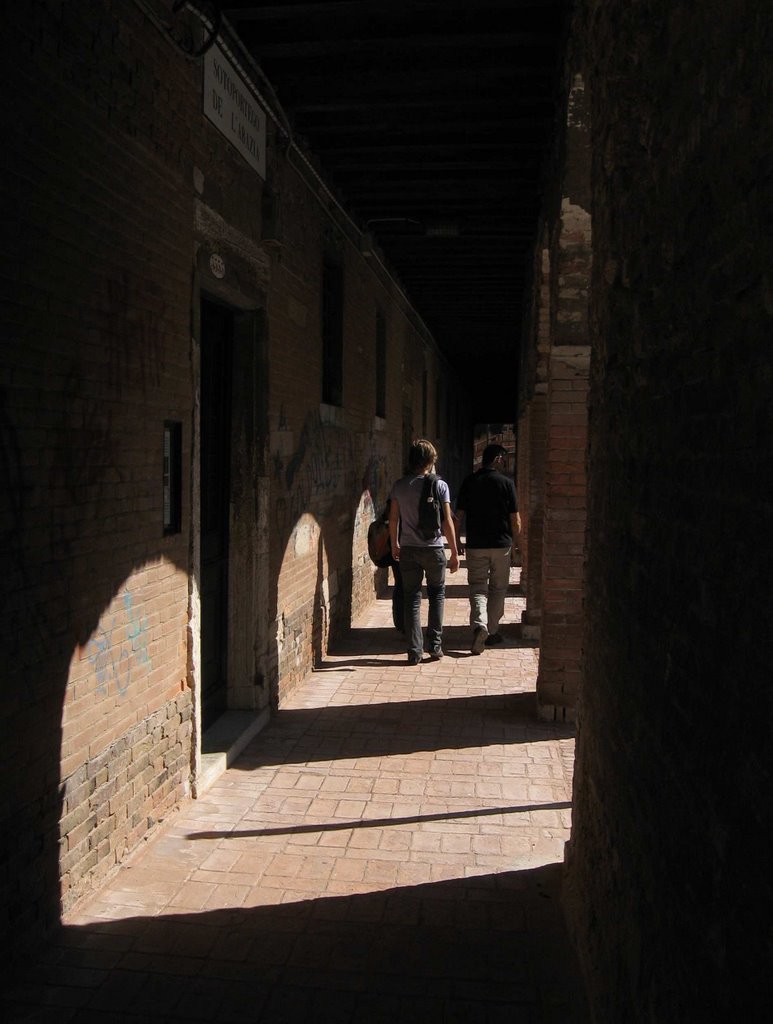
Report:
517,247,550,641
536,345,589,720
536,71,592,722
515,407,530,592
521,390,548,640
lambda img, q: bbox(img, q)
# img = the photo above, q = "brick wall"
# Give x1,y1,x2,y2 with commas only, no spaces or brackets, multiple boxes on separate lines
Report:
1,0,197,941
518,62,591,722
262,170,465,704
537,344,589,720
472,424,516,466
565,1,773,1017
518,245,551,638
1,0,469,949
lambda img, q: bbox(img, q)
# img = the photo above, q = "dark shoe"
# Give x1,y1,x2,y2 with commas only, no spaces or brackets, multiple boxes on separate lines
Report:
428,649,444,661
485,633,503,646
407,652,421,665
471,626,488,655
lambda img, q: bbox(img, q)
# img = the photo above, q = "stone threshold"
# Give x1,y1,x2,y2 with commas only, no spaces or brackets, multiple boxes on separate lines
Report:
197,708,271,796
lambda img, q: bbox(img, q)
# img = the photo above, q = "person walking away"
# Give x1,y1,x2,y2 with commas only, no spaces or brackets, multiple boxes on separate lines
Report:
455,444,521,654
388,439,460,664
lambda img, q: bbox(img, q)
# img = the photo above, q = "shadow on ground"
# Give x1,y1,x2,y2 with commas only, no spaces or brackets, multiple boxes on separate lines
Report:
186,799,573,842
327,624,536,657
2,865,589,1023
232,692,575,768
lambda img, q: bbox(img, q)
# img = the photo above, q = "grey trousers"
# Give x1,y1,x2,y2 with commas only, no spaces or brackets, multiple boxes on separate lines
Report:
400,545,447,658
466,546,511,634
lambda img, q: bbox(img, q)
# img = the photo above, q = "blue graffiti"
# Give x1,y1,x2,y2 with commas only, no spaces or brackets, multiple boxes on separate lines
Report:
87,589,151,696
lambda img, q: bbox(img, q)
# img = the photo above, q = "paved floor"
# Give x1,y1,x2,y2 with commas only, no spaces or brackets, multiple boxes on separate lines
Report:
4,563,588,1022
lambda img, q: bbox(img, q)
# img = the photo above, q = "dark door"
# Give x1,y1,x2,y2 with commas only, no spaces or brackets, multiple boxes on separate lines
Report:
200,299,233,728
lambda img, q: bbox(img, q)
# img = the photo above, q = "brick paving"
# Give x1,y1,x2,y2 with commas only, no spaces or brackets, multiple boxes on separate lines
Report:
4,564,588,1022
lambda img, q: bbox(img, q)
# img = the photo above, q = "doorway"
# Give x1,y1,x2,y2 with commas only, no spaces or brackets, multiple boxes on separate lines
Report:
200,298,233,729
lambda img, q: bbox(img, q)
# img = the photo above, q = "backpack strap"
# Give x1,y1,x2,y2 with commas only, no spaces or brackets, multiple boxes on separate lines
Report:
428,474,441,507
418,473,442,539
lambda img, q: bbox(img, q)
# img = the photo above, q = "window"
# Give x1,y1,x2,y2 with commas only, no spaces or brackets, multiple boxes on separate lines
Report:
375,309,386,418
322,256,344,406
421,368,428,433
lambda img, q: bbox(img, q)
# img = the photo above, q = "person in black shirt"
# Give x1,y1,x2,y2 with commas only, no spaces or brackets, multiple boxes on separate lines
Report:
455,444,521,654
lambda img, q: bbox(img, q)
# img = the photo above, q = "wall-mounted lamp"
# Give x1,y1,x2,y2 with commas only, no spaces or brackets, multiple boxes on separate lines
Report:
134,0,221,60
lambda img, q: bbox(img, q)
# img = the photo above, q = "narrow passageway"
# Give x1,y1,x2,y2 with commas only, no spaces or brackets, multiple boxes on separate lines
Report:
5,563,587,1022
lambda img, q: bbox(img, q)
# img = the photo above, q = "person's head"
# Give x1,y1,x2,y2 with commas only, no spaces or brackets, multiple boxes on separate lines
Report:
481,443,508,469
408,438,438,474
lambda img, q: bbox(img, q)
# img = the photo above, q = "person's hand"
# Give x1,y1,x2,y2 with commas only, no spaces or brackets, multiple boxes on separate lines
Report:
448,553,459,573
392,543,400,562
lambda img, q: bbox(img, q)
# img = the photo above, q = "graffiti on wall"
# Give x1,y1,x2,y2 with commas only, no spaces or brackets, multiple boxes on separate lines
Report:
87,588,151,697
361,451,389,509
272,407,357,536
273,409,396,527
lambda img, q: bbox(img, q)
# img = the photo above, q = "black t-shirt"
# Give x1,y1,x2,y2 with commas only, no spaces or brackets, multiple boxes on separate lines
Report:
456,468,518,548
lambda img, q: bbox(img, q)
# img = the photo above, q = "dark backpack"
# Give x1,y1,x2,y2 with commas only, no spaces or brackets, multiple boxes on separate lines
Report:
417,473,443,540
367,503,392,567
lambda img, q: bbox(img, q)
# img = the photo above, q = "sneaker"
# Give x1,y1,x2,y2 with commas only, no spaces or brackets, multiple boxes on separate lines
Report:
485,633,503,646
428,649,444,661
471,626,488,655
407,652,421,665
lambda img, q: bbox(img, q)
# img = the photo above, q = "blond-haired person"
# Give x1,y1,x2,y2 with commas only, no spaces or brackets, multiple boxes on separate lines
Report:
388,439,459,664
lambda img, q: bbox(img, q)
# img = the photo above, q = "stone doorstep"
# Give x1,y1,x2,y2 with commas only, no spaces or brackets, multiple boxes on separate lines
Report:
197,708,271,797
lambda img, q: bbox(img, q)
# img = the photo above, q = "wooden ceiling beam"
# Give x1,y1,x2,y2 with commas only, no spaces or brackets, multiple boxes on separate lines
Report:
225,1,564,21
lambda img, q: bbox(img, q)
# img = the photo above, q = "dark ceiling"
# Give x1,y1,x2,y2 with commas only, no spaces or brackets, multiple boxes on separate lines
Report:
222,0,570,422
